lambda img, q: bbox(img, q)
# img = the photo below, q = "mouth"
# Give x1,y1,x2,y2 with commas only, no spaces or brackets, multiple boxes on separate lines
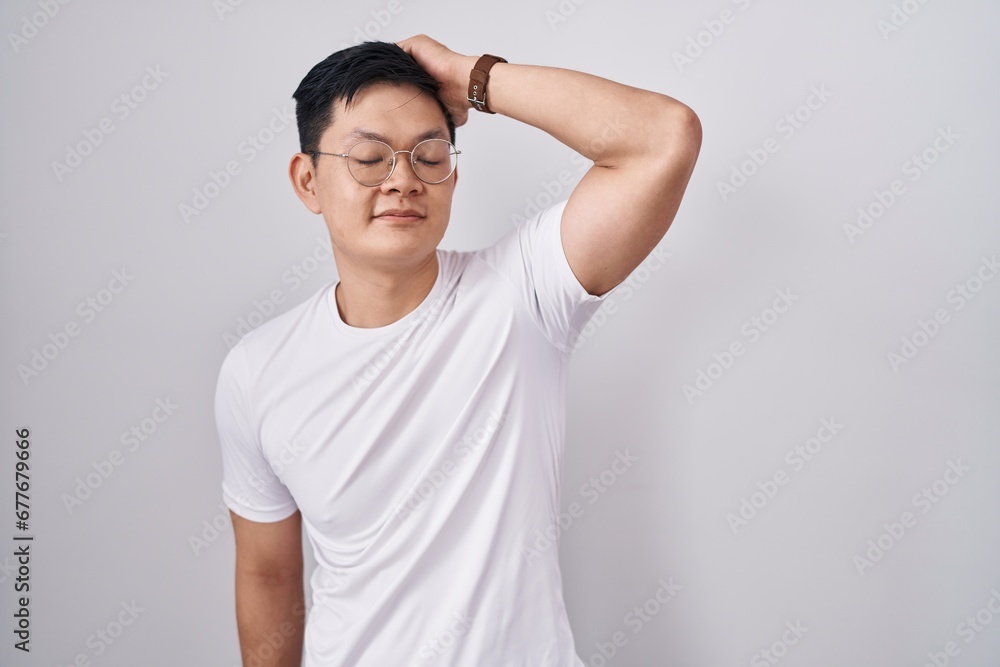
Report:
374,209,425,224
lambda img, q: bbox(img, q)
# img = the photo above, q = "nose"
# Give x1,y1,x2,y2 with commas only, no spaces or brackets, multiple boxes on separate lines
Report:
380,151,423,194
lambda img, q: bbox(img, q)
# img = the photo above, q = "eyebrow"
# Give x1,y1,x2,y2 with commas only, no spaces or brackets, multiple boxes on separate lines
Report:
341,127,448,145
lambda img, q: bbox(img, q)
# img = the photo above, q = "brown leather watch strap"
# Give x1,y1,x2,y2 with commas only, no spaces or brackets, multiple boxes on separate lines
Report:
467,54,507,114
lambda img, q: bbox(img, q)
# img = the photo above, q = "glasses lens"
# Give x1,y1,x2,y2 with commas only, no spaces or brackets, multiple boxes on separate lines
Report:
347,141,393,186
411,139,457,184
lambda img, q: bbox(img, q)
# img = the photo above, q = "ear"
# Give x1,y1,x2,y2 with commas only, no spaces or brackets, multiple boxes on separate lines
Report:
288,153,323,214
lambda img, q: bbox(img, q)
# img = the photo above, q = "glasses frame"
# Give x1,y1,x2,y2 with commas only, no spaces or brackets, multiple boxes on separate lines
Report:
309,138,461,187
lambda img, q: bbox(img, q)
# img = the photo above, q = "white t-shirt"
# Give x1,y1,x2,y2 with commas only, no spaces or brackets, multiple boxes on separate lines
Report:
215,198,620,667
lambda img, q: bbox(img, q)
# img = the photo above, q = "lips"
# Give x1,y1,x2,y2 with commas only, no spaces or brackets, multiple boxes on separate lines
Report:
375,208,424,219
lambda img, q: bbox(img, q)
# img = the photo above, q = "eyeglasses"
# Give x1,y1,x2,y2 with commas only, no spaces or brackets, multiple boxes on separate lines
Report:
309,139,460,186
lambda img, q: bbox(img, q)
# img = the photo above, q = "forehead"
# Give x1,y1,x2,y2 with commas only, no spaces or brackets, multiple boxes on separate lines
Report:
327,82,449,146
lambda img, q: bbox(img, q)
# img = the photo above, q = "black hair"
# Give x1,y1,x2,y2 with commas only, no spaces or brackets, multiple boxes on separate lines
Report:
292,41,456,167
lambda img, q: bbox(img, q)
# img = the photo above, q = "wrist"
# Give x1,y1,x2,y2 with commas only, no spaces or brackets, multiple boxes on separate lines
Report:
454,55,479,110
465,54,508,115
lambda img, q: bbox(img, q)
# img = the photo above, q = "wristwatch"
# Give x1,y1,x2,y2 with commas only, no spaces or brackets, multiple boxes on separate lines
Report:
467,54,507,114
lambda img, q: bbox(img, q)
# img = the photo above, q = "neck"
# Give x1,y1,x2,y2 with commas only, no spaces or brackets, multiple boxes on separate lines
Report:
332,250,439,328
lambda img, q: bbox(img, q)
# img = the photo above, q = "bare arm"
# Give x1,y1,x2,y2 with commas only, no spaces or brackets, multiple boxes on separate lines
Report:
231,509,305,667
398,35,702,297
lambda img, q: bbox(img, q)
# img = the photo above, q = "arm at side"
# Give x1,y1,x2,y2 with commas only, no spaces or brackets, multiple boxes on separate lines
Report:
231,509,306,667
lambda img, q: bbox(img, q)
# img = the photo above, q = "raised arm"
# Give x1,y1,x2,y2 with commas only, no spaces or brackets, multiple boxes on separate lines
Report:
231,510,305,667
398,35,702,296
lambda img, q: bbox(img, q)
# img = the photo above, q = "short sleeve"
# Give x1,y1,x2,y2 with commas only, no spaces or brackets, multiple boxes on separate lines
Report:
479,198,622,354
214,342,298,522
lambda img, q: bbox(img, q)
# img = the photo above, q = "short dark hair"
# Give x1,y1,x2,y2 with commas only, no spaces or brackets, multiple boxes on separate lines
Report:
292,41,456,167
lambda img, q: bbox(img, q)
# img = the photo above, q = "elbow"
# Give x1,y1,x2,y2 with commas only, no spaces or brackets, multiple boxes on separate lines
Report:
667,103,702,165
639,102,701,174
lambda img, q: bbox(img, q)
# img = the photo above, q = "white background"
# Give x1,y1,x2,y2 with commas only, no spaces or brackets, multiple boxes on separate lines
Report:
2,0,998,665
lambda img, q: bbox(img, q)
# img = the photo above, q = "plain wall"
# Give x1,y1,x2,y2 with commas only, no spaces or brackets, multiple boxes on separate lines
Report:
2,0,998,665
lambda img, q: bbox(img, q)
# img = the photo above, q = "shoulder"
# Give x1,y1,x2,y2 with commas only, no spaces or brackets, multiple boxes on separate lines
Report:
226,282,332,373
466,200,572,289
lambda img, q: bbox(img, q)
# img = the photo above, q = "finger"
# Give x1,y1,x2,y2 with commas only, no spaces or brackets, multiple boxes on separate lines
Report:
395,36,413,51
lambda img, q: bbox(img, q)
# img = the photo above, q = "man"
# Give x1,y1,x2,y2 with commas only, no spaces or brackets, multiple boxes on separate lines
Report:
215,34,700,666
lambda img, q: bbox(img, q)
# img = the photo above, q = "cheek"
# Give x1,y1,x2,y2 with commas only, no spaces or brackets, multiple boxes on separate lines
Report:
319,188,365,239
323,183,374,223
433,188,455,217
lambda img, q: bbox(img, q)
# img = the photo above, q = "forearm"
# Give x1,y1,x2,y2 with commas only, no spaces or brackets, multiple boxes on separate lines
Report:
234,572,305,667
397,33,702,297
456,55,697,167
